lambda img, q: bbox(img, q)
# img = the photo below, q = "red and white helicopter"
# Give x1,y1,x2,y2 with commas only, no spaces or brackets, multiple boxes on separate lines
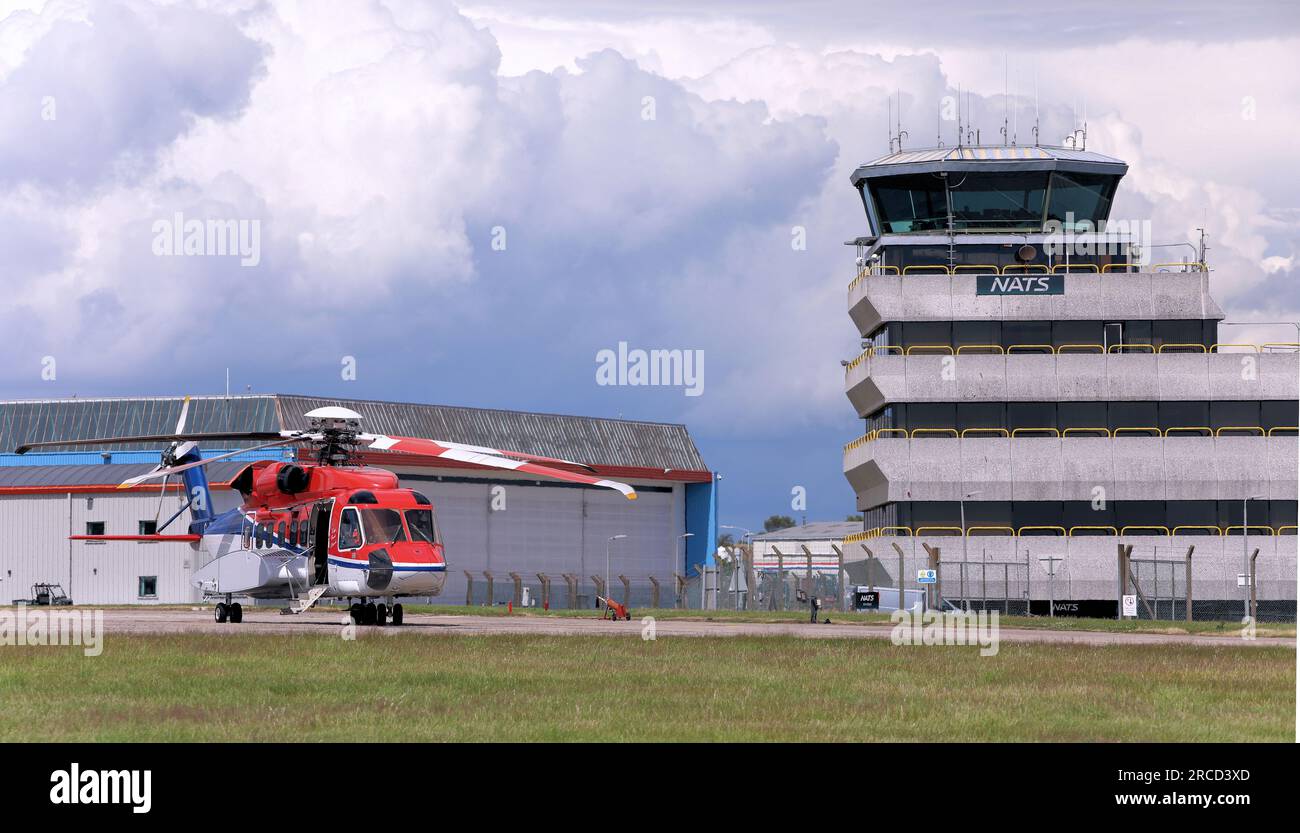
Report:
15,402,636,625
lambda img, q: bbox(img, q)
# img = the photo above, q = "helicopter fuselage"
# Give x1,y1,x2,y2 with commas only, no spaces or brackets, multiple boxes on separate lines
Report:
191,460,446,602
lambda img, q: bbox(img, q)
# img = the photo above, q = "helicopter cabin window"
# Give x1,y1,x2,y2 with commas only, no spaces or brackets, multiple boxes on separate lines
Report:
405,509,437,545
359,508,406,544
290,519,298,545
242,522,252,550
339,507,363,550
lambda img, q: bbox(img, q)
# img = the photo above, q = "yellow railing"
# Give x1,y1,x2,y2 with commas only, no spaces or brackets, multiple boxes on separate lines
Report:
845,350,870,371
849,261,1210,286
1011,427,1060,437
1210,343,1258,353
911,428,959,439
1163,427,1212,437
904,344,954,355
955,344,1005,355
844,525,1290,539
1262,342,1300,352
1224,525,1276,536
960,427,1009,438
1172,525,1222,536
1157,343,1207,353
1215,426,1266,437
1006,344,1055,354
1057,343,1105,353
1152,261,1207,272
1019,525,1068,536
845,425,1287,448
1068,525,1118,536
1120,525,1171,536
967,526,1016,536
1108,343,1155,354
1113,427,1161,437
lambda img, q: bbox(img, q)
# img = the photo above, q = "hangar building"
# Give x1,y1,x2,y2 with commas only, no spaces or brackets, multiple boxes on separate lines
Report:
0,395,716,607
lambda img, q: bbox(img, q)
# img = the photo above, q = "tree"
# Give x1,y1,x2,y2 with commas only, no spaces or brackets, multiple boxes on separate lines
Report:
717,533,736,548
845,514,863,522
763,514,796,533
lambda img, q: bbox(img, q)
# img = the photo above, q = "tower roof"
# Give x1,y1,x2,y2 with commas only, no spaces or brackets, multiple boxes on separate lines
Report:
851,144,1127,186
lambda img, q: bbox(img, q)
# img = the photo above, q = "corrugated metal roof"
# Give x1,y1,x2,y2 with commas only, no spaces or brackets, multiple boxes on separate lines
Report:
277,395,707,471
0,394,708,472
0,461,249,489
862,144,1124,167
753,521,863,541
0,395,278,453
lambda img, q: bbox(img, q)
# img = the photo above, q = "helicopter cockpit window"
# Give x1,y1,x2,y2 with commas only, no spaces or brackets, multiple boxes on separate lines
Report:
405,509,437,545
339,508,363,550
359,508,406,544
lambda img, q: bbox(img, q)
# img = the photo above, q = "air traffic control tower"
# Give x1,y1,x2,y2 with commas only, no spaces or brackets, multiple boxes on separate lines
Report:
841,141,1298,619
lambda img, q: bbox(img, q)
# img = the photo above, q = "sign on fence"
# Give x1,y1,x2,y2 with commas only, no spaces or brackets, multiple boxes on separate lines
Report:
917,569,937,584
1121,594,1138,617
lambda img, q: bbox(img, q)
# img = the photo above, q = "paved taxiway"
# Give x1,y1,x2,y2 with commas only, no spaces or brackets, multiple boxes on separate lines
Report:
95,608,1293,648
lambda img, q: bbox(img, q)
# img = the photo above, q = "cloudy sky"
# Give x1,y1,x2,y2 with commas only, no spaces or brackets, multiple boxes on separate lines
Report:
1,0,1297,530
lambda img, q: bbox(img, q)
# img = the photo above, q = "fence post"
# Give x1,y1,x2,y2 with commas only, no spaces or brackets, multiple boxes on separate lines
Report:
483,570,495,607
463,570,475,606
673,573,686,609
591,575,606,608
832,544,845,611
1249,547,1261,622
922,543,940,610
1183,545,1194,623
1116,544,1129,620
508,572,522,606
617,574,630,606
891,542,906,612
649,575,660,609
535,573,550,609
562,573,578,609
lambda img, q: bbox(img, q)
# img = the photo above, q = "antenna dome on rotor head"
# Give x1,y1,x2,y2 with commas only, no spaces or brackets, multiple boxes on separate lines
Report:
304,406,363,422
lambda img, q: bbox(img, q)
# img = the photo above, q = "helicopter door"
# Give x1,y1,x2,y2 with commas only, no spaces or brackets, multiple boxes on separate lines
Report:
311,501,332,584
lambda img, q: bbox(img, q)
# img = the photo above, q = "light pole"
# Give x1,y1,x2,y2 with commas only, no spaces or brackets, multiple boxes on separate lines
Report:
675,532,694,607
1242,495,1263,618
960,490,982,611
606,534,627,613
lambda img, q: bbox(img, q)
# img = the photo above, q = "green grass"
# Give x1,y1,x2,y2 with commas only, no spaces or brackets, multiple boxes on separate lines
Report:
0,633,1291,741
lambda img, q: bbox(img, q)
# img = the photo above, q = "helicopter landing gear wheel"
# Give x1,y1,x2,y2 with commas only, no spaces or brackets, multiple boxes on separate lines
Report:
391,604,403,626
214,603,228,624
364,602,377,625
375,603,387,626
229,602,243,624
349,603,364,625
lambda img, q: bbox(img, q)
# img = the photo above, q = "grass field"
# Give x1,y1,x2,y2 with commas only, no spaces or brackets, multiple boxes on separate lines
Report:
0,632,1292,741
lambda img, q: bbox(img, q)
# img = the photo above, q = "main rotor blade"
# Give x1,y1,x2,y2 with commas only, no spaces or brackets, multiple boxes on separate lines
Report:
15,431,289,455
117,435,317,488
174,395,192,435
357,433,636,500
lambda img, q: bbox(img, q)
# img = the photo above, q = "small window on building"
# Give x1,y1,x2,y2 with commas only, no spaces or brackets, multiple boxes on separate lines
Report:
138,576,158,598
138,520,158,536
85,521,105,536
